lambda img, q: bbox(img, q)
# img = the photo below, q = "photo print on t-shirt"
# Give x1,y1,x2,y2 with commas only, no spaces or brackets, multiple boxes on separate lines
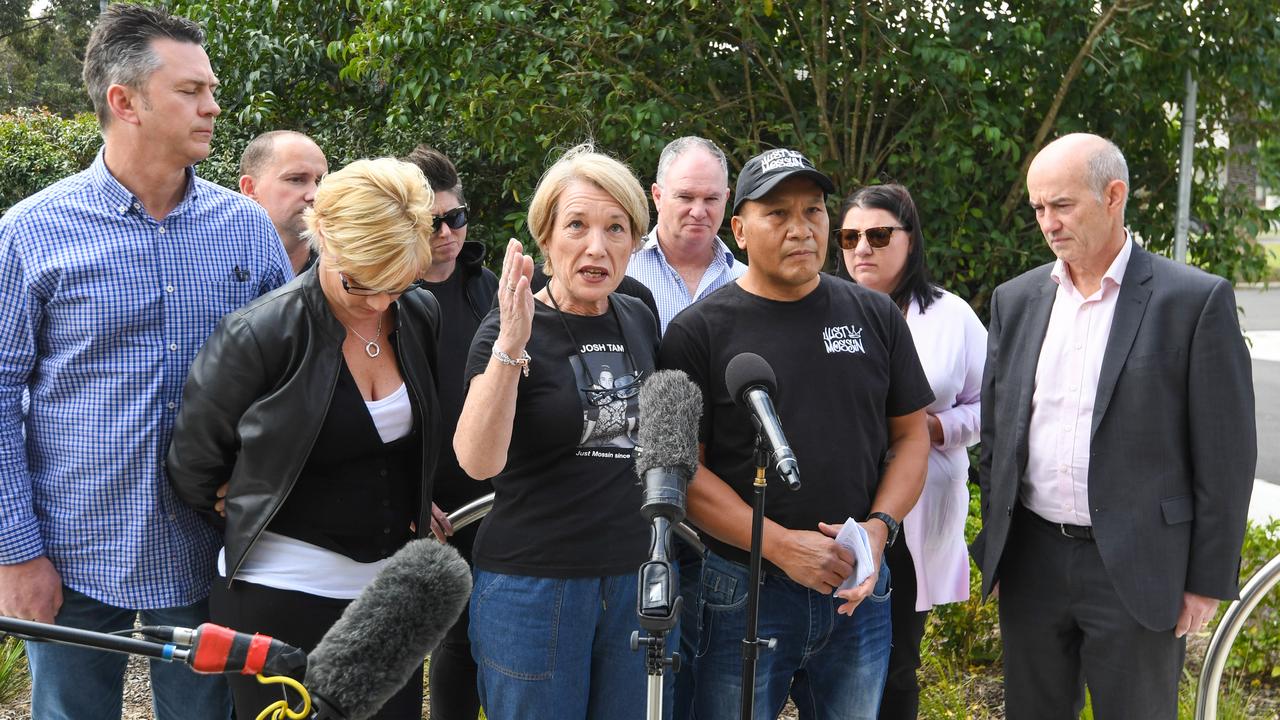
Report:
569,346,641,451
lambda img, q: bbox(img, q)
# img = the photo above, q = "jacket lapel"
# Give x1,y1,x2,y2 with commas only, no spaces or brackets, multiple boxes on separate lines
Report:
1091,242,1153,438
1014,277,1057,473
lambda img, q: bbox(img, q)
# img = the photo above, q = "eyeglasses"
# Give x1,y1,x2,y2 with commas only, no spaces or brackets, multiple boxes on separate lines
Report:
581,370,648,407
833,226,907,250
431,205,469,234
339,271,417,297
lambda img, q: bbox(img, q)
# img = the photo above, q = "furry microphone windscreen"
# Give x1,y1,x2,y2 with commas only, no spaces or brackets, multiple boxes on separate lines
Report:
305,538,471,720
635,369,703,478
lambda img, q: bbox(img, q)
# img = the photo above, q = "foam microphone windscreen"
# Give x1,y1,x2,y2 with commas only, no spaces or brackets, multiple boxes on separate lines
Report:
304,538,472,720
724,352,776,405
635,369,703,478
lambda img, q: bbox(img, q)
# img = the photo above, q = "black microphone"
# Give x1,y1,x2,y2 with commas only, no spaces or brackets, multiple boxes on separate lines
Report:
304,538,472,720
724,352,801,490
635,369,703,524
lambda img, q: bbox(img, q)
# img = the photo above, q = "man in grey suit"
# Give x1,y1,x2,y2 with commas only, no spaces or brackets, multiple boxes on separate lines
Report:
974,133,1255,719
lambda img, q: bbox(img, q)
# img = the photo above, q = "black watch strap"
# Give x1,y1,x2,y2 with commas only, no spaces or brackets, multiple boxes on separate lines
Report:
868,511,900,547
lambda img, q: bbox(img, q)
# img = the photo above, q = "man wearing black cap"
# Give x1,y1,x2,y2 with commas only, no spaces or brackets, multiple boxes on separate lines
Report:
658,148,933,718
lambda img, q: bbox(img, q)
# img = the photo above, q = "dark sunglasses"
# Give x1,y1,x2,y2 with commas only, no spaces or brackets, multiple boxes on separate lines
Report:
431,205,469,234
833,226,907,250
581,370,648,407
339,271,417,297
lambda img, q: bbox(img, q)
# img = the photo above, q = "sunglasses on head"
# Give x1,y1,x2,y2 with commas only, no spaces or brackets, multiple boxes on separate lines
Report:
339,271,417,297
833,225,908,250
431,205,469,234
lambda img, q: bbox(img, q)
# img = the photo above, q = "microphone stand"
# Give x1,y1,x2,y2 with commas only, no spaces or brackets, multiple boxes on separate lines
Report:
740,435,777,720
0,615,190,664
631,515,681,720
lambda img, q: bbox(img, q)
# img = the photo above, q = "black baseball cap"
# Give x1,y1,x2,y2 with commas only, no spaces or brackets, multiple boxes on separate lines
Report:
732,148,836,214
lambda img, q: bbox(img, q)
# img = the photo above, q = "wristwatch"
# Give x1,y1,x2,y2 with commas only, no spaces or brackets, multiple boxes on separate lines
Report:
867,511,900,547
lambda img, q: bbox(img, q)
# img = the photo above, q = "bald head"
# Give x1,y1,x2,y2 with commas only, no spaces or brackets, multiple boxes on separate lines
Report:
1026,134,1129,285
1030,133,1129,210
239,131,327,270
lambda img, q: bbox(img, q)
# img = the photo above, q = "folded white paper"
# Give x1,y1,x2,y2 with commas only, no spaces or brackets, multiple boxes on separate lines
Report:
834,518,875,593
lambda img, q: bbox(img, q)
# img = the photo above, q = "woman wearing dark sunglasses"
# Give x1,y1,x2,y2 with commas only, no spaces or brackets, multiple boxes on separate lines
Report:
168,158,443,720
454,143,665,720
836,184,986,720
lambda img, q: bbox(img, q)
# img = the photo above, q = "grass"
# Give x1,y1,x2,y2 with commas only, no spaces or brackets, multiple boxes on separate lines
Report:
0,636,27,706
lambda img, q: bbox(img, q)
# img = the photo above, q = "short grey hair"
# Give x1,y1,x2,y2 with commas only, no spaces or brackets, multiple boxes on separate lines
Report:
655,136,729,188
82,4,205,128
1086,139,1129,206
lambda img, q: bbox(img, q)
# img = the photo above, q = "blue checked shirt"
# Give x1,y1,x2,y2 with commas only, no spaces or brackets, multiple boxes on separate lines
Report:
0,150,292,608
625,228,747,334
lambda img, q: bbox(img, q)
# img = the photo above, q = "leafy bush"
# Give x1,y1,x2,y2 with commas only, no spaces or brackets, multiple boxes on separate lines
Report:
0,108,99,214
1223,518,1280,680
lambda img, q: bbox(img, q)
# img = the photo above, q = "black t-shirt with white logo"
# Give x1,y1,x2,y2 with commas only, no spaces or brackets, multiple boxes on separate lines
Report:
464,294,659,577
658,275,934,571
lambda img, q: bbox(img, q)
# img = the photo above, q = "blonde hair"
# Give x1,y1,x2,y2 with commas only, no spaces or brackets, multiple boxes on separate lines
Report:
526,143,649,276
304,158,434,290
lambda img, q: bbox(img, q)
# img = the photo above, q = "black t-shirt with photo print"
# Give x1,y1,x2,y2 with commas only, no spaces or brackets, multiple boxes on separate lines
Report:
464,293,660,577
658,274,934,573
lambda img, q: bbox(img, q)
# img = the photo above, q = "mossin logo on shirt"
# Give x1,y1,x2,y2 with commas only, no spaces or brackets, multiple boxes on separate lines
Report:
822,324,866,355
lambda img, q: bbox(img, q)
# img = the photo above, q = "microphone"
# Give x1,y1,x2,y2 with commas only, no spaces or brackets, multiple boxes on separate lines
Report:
635,369,703,524
304,538,472,720
724,352,801,490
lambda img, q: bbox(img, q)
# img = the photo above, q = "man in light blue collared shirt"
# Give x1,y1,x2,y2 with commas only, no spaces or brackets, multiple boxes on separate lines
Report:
627,137,746,334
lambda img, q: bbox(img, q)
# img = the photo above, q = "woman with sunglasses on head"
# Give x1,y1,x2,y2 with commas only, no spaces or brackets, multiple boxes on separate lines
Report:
454,143,665,720
168,158,442,720
401,146,499,720
836,184,986,720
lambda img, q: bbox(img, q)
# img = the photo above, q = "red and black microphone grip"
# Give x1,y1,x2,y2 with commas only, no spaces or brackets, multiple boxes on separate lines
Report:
187,623,308,677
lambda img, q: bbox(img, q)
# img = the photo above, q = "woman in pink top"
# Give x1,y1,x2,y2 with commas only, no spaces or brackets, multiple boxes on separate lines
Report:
836,184,986,719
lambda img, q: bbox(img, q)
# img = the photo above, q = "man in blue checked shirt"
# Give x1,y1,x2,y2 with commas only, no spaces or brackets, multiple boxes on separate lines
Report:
626,136,747,335
0,5,291,719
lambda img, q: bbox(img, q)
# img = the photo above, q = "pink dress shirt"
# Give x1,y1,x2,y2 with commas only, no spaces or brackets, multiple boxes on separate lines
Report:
1022,239,1133,526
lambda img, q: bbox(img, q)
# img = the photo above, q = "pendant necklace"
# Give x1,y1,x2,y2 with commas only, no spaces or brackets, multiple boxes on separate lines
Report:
346,316,383,358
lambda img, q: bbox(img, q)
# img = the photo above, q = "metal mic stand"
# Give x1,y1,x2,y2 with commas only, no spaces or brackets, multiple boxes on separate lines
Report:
631,515,681,720
740,435,777,720
0,615,189,664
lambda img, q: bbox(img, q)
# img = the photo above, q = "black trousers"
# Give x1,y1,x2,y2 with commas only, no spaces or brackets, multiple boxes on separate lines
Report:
998,506,1185,720
878,529,929,720
209,578,423,720
428,523,481,720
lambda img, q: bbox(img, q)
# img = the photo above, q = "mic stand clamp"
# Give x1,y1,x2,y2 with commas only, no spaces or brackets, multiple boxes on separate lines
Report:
632,516,682,720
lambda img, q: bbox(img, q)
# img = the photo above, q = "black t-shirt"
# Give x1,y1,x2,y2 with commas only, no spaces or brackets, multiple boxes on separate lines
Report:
464,293,659,577
658,275,934,571
419,270,491,509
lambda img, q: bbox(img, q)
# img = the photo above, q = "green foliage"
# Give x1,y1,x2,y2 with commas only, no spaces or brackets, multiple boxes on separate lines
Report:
922,490,1001,670
0,635,27,706
0,107,99,212
304,0,1280,310
0,0,96,116
1223,518,1280,680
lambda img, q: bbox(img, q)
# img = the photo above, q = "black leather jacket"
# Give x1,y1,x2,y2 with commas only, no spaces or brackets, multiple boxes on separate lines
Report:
167,267,442,585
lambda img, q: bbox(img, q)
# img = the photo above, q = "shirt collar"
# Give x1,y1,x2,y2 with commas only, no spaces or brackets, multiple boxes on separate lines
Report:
1050,230,1133,299
90,147,199,219
640,227,736,269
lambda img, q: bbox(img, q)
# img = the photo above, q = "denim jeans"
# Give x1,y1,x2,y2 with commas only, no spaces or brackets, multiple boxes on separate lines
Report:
469,570,676,720
691,550,892,720
25,586,232,720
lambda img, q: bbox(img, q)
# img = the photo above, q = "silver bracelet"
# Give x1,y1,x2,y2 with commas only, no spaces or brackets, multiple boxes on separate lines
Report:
493,347,531,377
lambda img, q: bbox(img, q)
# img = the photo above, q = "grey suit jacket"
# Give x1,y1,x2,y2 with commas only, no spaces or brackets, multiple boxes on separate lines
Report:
973,241,1255,630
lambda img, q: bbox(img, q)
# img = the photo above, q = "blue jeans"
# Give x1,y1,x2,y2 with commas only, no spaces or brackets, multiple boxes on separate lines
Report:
691,551,892,720
25,586,231,720
469,570,676,720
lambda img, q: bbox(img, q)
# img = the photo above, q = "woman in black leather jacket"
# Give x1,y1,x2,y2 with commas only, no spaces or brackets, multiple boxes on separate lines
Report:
168,157,441,720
